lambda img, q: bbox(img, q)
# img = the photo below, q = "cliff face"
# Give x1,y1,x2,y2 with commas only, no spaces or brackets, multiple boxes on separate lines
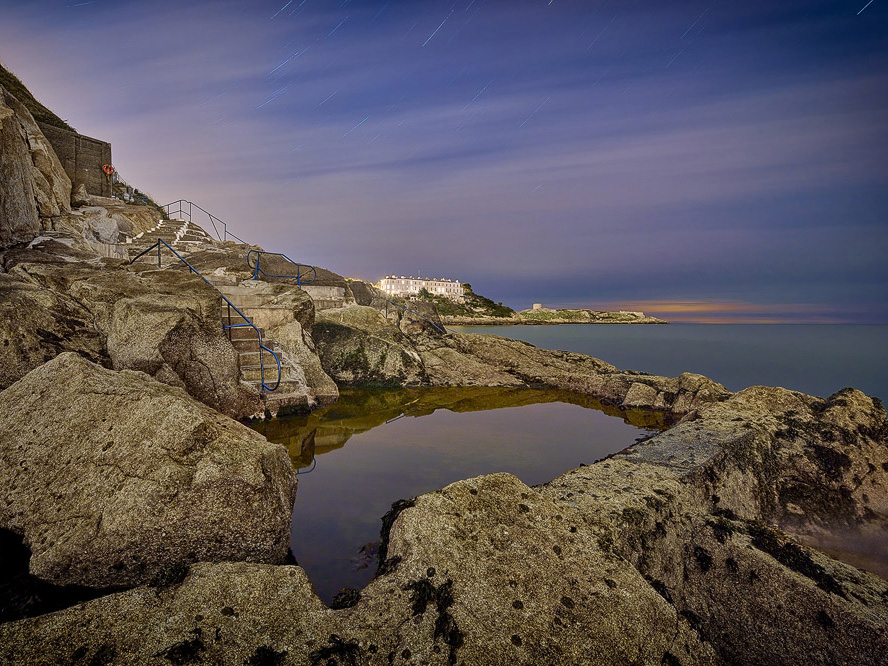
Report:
0,83,71,248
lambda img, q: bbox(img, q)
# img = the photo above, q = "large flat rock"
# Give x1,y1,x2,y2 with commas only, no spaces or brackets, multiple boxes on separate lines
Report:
0,353,296,589
0,474,716,666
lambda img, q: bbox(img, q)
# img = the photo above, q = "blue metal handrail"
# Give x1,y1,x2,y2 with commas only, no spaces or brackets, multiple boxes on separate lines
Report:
247,250,317,287
296,458,317,475
162,199,247,244
129,238,282,392
384,298,447,335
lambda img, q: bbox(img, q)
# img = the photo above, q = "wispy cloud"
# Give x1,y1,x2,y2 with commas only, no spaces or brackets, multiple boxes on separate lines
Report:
1,0,886,319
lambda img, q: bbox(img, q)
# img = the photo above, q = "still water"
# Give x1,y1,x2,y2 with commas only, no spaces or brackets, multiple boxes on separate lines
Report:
251,387,660,603
451,324,888,400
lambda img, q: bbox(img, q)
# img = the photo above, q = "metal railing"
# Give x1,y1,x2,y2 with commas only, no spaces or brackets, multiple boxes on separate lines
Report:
384,299,447,335
297,459,317,475
162,199,247,244
129,238,282,392
247,250,317,286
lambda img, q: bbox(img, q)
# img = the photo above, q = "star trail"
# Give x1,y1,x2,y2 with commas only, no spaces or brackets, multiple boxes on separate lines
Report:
1,0,886,322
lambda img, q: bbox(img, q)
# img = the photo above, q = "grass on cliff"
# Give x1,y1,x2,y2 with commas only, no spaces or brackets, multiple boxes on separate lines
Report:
112,181,167,217
0,62,75,131
415,286,515,318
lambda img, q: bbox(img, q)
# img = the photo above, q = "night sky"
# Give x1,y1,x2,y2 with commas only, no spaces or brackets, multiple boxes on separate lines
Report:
1,0,886,322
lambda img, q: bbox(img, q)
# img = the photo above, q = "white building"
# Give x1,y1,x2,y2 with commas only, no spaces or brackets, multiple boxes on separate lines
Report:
378,275,463,300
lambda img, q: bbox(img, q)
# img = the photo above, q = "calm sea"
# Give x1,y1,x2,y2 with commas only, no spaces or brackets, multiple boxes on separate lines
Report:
253,324,887,603
450,324,888,401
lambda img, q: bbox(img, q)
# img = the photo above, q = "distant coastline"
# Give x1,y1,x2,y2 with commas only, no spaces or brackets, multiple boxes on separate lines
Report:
441,307,668,326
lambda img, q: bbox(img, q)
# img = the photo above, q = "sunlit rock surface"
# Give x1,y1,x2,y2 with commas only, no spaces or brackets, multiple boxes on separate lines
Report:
314,305,427,386
539,385,888,665
0,353,296,589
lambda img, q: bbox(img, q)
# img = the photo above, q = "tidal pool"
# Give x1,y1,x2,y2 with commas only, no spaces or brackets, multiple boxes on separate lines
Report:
251,387,666,603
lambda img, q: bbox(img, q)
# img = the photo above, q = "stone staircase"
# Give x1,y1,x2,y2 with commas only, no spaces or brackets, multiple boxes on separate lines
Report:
126,218,317,416
210,278,312,416
128,217,215,260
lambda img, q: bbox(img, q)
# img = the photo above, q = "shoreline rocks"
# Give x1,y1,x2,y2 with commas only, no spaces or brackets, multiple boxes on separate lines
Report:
0,353,296,590
2,380,886,664
0,250,264,419
1,261,886,663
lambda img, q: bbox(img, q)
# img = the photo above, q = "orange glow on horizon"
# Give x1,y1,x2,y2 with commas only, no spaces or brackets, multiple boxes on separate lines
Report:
566,300,856,324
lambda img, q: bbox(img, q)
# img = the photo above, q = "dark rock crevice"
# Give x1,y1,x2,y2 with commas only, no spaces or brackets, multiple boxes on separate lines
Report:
0,528,108,623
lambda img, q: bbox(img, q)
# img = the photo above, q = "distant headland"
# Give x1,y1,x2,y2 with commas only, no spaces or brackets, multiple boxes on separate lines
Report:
376,277,668,325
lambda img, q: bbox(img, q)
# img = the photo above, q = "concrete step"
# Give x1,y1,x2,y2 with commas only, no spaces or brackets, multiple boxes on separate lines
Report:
242,378,309,400
262,392,311,416
226,325,264,341
208,277,239,288
240,364,290,383
313,299,345,311
236,350,262,365
230,338,260,352
221,314,252,326
219,294,268,309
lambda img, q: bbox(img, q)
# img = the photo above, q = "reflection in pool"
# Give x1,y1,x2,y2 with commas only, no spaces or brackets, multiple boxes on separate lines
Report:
251,387,669,603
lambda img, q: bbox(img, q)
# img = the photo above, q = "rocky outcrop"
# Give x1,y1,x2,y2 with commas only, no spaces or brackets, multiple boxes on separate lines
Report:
537,385,888,666
1,327,886,664
439,307,666,326
0,84,71,248
314,305,427,386
0,271,106,389
8,375,883,665
48,202,160,256
1,248,262,418
311,311,729,413
440,313,523,325
0,474,717,666
0,86,40,246
103,268,255,417
0,353,296,589
70,181,89,207
347,278,386,306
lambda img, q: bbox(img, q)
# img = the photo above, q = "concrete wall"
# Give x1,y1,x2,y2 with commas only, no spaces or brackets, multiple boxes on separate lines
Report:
37,122,112,197
302,285,345,301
